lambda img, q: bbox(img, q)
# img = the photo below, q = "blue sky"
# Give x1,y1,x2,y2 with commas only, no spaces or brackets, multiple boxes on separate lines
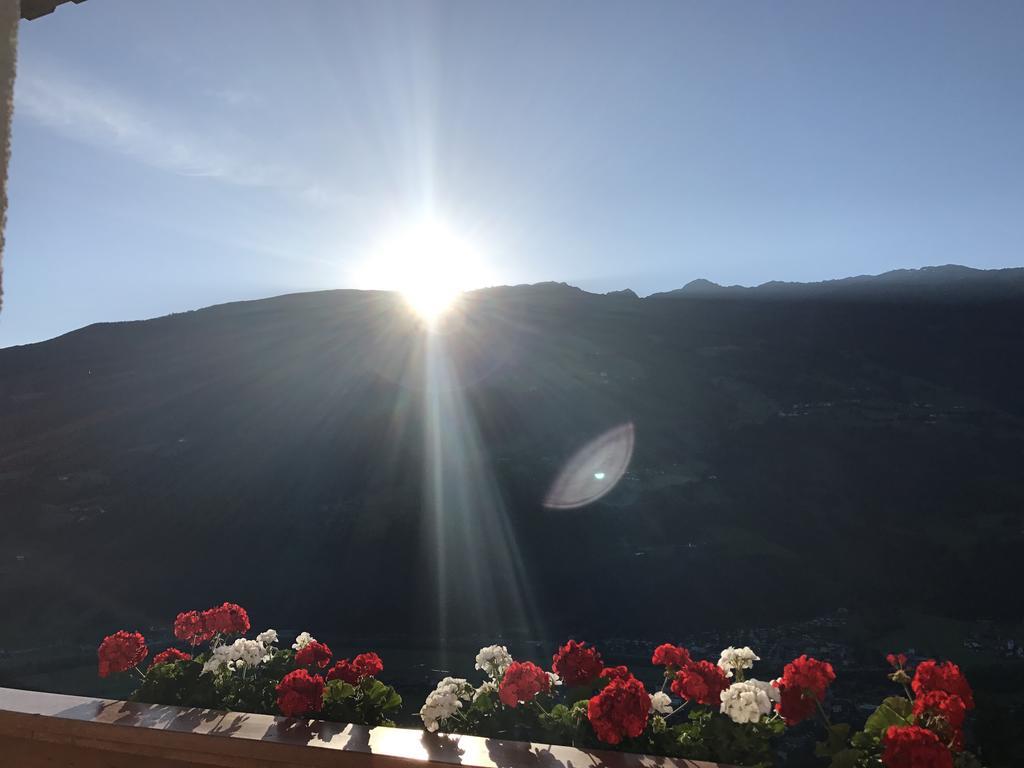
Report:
3,0,1023,347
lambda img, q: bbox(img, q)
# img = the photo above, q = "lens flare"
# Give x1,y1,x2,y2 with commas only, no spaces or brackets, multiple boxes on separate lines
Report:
544,423,635,509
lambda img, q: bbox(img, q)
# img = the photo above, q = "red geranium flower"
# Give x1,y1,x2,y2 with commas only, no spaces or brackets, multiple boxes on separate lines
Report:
587,671,650,745
219,602,250,634
671,660,729,706
295,640,332,669
352,652,383,679
276,669,325,718
883,725,953,768
912,661,974,710
552,640,603,687
772,655,835,725
499,661,550,707
200,609,223,639
173,611,204,644
651,643,692,670
601,665,632,681
98,631,148,678
886,652,909,669
149,648,192,669
326,652,383,683
200,602,250,638
327,659,358,684
774,683,817,726
913,691,967,750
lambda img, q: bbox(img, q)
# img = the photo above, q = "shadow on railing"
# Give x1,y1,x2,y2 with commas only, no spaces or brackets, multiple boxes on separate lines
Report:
0,686,726,768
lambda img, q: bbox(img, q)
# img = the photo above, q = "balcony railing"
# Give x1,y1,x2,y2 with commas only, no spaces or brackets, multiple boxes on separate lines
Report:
0,686,730,768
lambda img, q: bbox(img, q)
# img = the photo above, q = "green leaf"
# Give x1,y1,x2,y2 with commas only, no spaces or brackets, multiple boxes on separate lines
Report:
850,730,878,750
363,679,385,702
952,750,984,768
828,748,865,768
324,680,357,703
470,690,496,712
863,697,913,736
380,687,402,713
816,723,851,757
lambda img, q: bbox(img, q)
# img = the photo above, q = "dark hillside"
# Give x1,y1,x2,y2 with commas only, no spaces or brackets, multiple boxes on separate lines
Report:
2,271,1024,648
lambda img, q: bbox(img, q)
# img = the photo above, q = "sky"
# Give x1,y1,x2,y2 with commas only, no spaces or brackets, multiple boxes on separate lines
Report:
2,0,1024,347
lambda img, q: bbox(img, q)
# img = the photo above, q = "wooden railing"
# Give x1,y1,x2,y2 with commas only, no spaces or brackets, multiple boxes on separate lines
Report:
0,686,727,768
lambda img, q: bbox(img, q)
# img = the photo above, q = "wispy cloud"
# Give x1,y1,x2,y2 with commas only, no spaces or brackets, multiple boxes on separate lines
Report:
14,59,355,207
209,86,262,108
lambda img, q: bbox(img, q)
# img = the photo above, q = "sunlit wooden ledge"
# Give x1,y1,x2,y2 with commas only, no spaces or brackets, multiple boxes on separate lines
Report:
0,687,731,768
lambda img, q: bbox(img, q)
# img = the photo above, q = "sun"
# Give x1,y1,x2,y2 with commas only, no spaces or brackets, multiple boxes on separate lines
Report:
356,217,491,324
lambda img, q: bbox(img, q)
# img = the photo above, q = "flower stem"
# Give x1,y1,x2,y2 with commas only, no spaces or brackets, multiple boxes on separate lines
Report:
815,699,832,728
666,702,688,720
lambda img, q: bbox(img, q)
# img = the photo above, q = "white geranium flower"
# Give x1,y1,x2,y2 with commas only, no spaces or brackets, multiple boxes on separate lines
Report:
420,692,460,733
292,632,315,651
747,678,780,703
649,691,673,715
202,638,266,675
231,638,265,667
547,671,562,687
257,629,278,646
436,677,474,700
474,645,513,679
718,646,760,678
420,677,474,732
720,681,773,724
473,681,498,702
202,644,233,674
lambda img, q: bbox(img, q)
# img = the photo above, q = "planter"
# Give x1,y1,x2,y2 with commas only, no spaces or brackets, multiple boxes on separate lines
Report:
0,686,731,768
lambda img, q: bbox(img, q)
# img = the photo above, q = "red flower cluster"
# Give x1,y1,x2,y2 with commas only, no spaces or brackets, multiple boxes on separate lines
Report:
772,655,835,725
552,640,603,686
202,602,250,637
149,648,192,669
886,652,909,669
499,661,550,707
173,611,204,644
173,603,249,644
883,725,953,768
912,661,975,710
98,631,148,678
601,665,632,681
587,670,650,745
651,643,692,670
354,652,384,678
295,640,333,669
275,669,325,718
671,660,729,706
326,652,384,684
914,690,967,750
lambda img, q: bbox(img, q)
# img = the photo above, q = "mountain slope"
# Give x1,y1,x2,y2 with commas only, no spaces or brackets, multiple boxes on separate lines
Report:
649,264,1024,300
2,272,1024,648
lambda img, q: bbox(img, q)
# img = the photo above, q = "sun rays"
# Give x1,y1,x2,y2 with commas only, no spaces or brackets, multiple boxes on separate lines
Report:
354,216,493,326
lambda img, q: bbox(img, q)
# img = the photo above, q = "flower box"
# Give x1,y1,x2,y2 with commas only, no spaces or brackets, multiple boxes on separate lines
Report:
88,605,985,767
0,685,733,768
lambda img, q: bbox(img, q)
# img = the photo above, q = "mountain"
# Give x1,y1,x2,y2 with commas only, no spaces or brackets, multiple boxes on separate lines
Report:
2,267,1024,650
649,264,1024,300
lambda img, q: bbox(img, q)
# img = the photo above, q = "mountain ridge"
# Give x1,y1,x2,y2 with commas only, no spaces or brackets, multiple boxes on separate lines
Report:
4,264,1022,352
2,269,1024,651
646,264,1024,299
